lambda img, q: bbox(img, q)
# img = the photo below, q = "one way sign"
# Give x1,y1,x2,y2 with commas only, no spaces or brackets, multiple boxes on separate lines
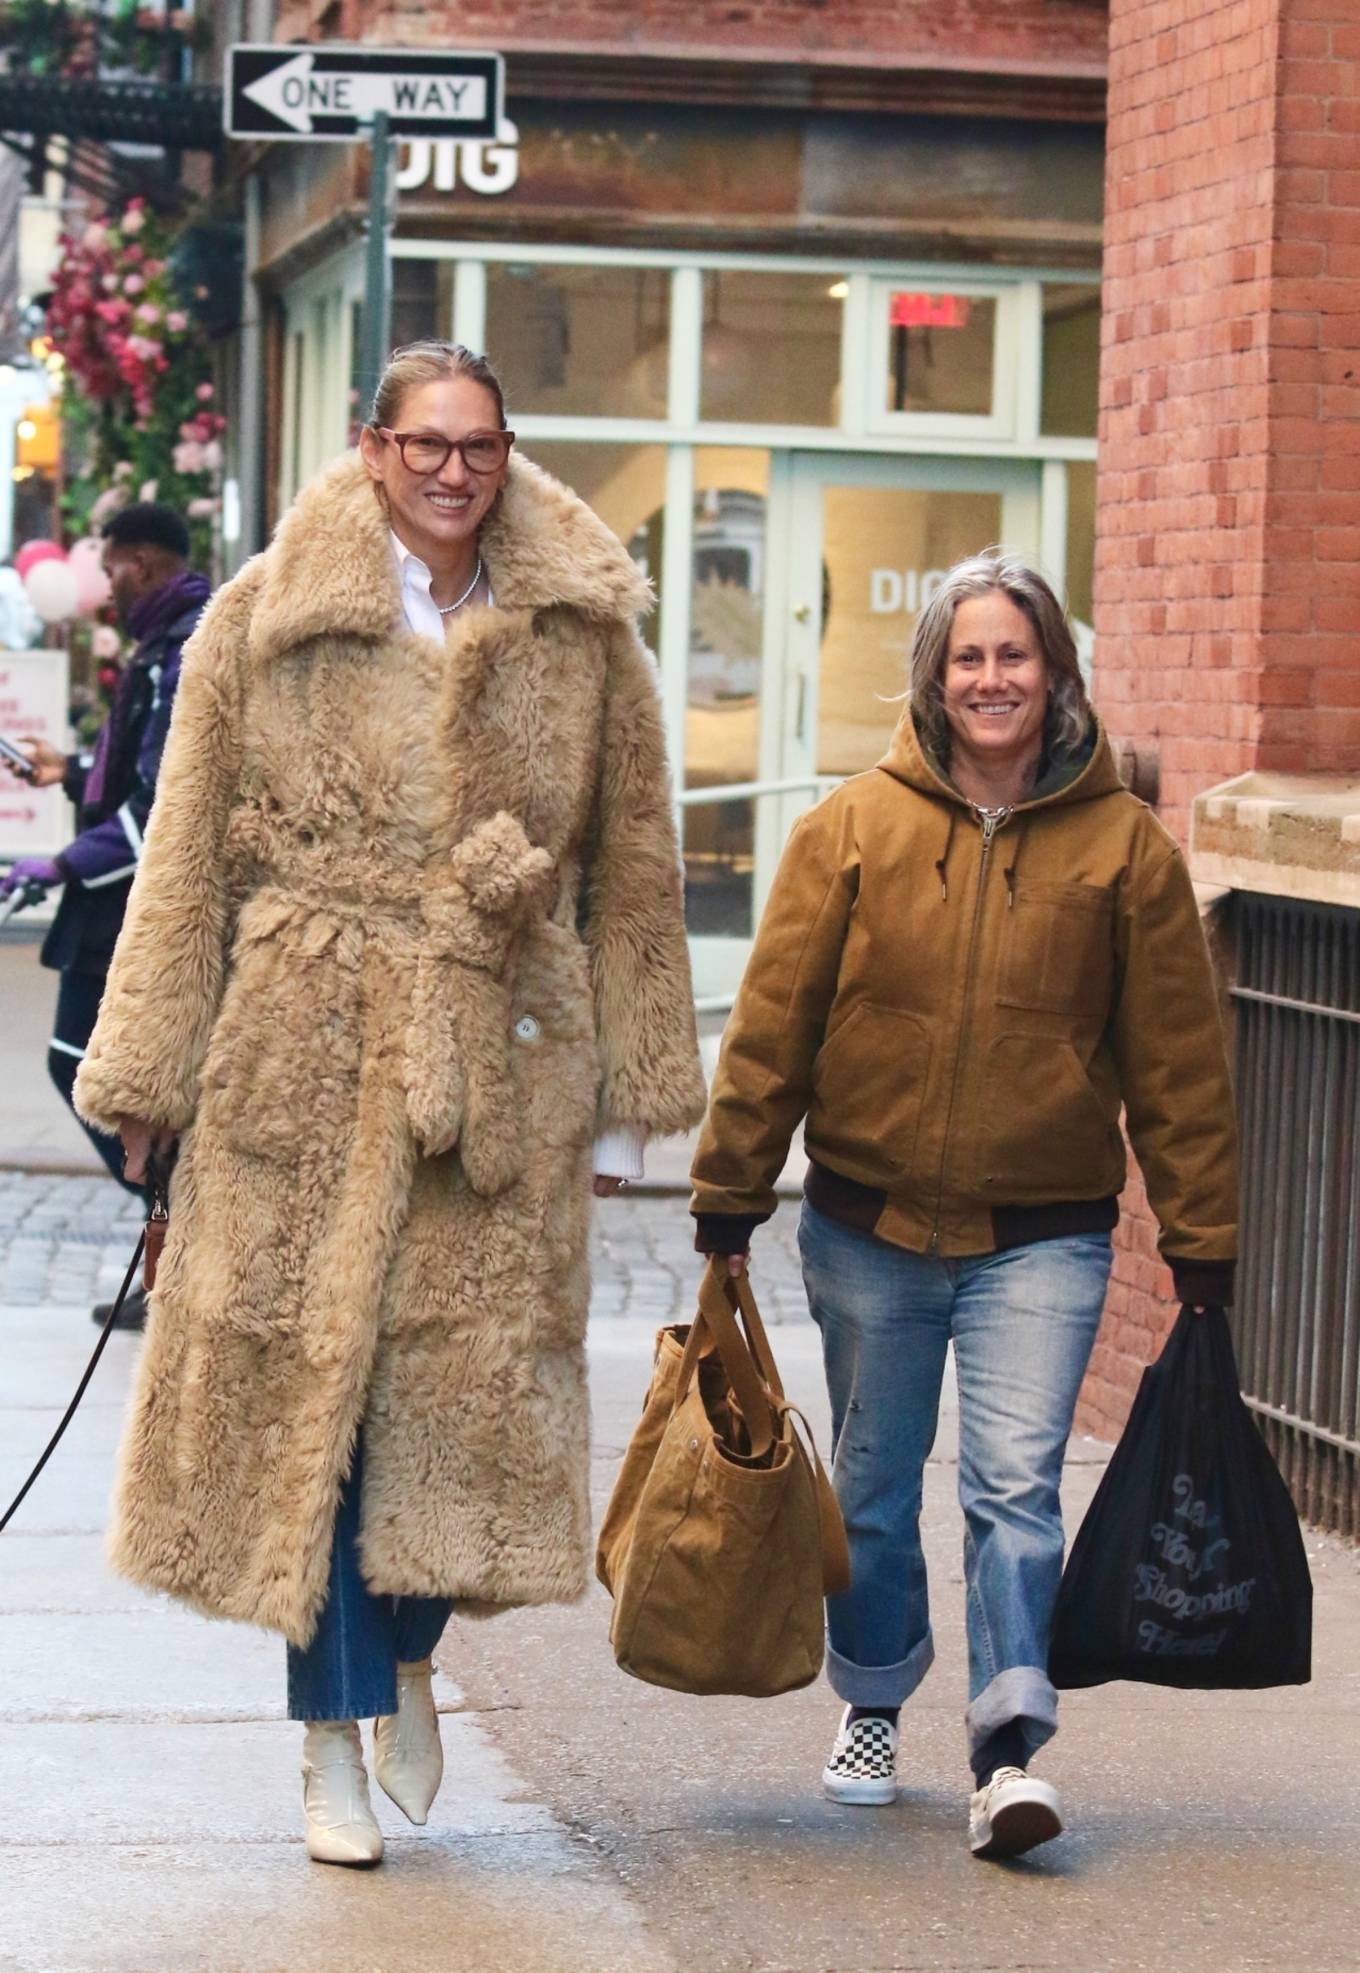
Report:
226,44,504,142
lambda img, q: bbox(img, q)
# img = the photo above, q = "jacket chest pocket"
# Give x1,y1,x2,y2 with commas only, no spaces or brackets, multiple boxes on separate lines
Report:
997,881,1114,1018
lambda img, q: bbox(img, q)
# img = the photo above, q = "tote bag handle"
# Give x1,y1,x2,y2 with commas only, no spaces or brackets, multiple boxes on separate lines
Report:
674,1261,782,1456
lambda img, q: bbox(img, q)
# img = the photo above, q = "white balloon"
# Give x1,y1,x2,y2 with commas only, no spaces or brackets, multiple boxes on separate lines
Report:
24,557,81,624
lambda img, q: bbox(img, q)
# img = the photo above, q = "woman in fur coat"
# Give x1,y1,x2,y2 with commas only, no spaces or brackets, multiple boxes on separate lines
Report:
74,341,706,1866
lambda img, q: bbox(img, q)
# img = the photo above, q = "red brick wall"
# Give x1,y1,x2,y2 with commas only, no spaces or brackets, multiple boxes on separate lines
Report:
277,0,1109,69
1083,0,1360,1438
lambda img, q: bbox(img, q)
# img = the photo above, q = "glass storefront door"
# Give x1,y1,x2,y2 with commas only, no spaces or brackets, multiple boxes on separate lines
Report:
784,453,1041,786
689,453,1041,1002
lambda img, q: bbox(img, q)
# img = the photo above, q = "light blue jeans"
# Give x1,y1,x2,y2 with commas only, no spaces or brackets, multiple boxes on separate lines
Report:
286,1434,454,1722
798,1203,1112,1764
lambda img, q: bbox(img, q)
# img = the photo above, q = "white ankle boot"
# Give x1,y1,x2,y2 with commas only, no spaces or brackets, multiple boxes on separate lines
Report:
373,1658,444,1826
301,1719,384,1866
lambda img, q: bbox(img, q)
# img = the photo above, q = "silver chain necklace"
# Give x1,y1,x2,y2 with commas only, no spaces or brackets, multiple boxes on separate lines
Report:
436,556,483,615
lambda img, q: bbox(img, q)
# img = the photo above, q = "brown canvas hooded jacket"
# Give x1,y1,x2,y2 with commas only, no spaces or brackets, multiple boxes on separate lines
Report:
691,712,1238,1306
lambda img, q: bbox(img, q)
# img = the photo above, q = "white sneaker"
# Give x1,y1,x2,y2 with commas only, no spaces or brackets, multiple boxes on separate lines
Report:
968,1765,1063,1859
373,1658,444,1826
301,1719,384,1867
822,1706,899,1805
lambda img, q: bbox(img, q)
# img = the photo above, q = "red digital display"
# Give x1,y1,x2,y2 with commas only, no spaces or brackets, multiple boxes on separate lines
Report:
889,293,972,330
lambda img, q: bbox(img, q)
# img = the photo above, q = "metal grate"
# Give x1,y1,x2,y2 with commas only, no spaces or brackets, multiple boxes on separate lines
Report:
1233,895,1360,1539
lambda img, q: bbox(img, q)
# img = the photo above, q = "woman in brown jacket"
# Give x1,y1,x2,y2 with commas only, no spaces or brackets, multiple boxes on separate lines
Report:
690,551,1237,1860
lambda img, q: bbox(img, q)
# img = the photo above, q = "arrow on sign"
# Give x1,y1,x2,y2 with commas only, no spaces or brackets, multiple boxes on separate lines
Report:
242,51,489,136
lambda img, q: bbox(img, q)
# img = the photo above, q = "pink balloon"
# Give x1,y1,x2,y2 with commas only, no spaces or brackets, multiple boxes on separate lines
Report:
14,539,65,580
67,537,112,615
24,557,80,623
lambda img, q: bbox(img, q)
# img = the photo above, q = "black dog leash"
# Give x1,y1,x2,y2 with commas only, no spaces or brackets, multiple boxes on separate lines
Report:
0,1233,145,1535
0,1151,171,1536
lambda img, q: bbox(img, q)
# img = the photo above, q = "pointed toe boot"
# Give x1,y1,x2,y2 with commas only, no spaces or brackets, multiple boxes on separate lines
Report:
373,1658,444,1826
301,1720,384,1867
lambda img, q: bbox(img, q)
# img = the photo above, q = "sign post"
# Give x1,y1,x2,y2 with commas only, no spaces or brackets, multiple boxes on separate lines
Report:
359,110,393,421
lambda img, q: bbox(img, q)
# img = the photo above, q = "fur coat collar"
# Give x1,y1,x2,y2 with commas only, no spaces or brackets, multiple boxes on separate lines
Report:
248,451,653,663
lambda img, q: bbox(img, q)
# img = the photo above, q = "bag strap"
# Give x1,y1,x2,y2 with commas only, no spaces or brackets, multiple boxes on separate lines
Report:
674,1262,781,1457
783,1400,853,1598
725,1267,786,1402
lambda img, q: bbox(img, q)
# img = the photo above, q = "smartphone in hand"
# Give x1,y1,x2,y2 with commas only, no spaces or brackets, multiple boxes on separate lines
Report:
0,736,37,783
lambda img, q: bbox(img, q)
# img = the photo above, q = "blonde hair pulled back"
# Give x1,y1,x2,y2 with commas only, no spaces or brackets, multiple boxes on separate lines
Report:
368,340,508,432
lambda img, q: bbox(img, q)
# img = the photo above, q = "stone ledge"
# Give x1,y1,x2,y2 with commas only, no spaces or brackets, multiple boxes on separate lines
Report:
1190,771,1360,909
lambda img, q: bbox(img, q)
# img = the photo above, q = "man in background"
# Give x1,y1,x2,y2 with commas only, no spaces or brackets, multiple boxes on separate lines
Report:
0,503,210,1330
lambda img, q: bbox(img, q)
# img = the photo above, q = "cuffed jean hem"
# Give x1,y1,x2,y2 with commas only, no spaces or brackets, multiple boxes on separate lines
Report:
289,1671,397,1725
826,1628,935,1708
965,1664,1059,1762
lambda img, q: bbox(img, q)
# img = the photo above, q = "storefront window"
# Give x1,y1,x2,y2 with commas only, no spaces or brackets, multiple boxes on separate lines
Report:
486,264,670,419
699,272,842,426
1041,283,1101,438
880,289,996,418
389,258,456,355
515,441,666,643
683,448,770,938
501,440,769,937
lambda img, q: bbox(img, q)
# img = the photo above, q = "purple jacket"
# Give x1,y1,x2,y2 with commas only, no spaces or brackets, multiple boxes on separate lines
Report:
43,570,211,977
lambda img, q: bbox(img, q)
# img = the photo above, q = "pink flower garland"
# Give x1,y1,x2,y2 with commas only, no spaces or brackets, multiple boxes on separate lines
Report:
47,198,216,430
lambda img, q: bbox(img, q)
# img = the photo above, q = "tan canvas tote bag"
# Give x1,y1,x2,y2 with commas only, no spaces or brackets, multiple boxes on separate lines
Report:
597,1260,850,1698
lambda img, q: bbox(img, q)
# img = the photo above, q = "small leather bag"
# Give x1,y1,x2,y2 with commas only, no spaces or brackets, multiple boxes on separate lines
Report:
597,1260,850,1698
142,1148,172,1292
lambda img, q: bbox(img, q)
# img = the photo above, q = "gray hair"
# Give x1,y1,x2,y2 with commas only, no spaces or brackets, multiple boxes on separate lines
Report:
907,550,1090,764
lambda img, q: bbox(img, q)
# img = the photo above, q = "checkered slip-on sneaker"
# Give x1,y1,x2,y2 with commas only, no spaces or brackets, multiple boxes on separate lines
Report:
821,1706,899,1806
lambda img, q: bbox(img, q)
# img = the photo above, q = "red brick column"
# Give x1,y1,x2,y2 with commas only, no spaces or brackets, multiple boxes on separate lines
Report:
1083,0,1360,1437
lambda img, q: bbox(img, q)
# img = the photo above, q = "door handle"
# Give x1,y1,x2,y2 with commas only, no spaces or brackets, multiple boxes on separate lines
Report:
793,603,812,624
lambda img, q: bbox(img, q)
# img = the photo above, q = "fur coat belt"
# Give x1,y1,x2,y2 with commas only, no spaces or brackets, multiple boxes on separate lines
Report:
234,808,559,1185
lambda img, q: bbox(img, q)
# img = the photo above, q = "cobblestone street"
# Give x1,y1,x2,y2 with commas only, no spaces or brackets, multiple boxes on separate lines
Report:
0,1169,810,1323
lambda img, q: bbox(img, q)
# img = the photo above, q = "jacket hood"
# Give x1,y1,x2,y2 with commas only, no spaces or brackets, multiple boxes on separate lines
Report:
876,706,1125,813
247,450,654,662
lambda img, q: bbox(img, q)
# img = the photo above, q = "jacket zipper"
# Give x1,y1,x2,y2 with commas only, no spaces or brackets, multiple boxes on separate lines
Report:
928,805,1010,1253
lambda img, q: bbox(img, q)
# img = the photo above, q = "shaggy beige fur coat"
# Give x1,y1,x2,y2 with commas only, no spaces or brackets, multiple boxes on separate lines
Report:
75,452,706,1646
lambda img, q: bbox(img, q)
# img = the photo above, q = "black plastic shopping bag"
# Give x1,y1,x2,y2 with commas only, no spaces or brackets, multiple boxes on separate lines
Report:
1050,1303,1312,1690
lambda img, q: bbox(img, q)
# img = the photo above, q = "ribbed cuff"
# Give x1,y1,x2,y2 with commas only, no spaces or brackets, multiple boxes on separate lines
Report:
1169,1256,1235,1307
692,1211,767,1256
592,1125,647,1181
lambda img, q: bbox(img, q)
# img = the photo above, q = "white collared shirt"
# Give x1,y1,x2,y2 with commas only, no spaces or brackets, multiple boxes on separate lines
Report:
391,530,490,640
389,531,646,1184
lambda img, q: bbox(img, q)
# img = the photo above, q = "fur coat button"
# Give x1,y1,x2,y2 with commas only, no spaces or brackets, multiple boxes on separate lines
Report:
514,1014,542,1043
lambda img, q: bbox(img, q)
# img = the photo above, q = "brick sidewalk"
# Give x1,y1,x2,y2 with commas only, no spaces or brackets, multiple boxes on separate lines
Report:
0,1171,811,1322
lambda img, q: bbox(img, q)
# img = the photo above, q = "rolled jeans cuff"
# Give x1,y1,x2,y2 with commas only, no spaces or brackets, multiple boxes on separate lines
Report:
826,1628,935,1708
965,1664,1058,1762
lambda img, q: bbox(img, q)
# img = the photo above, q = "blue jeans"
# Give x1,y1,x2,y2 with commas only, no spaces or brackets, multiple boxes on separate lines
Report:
286,1435,454,1722
798,1204,1112,1764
